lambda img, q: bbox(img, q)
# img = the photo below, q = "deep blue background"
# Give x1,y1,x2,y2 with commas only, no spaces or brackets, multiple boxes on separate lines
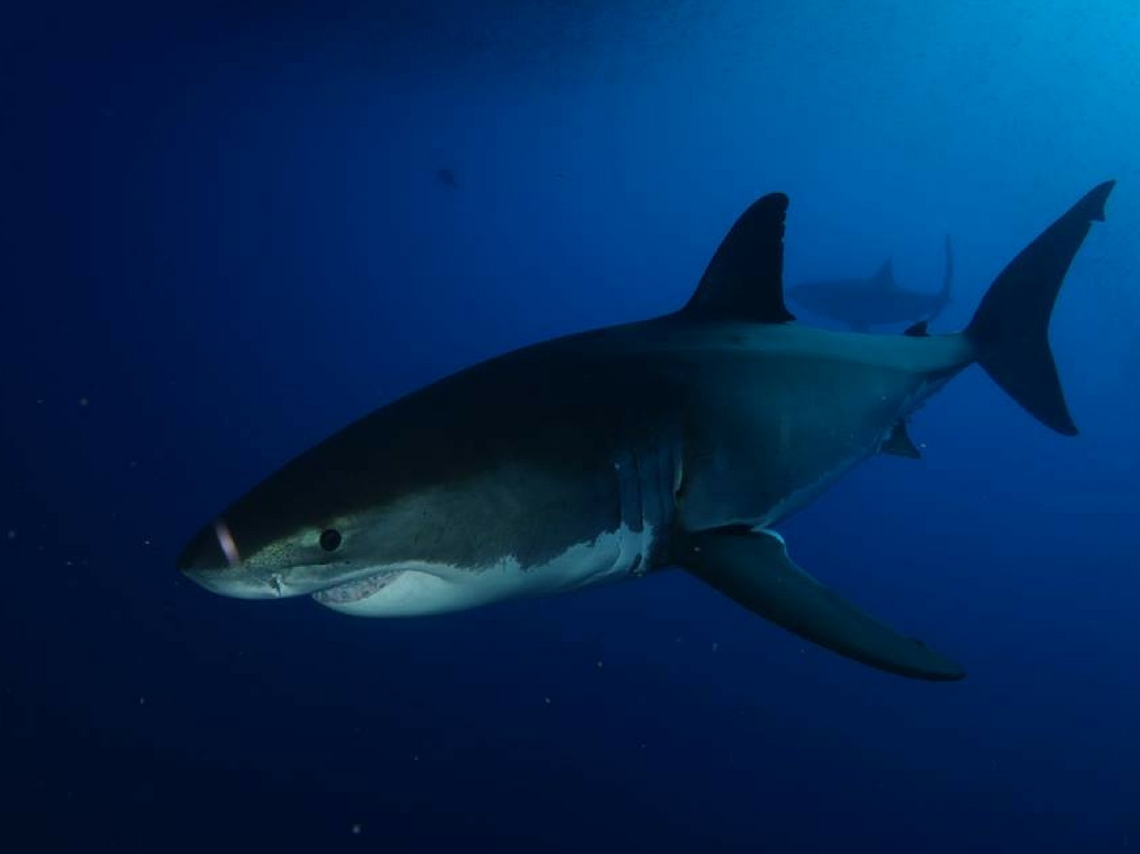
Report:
3,2,1139,851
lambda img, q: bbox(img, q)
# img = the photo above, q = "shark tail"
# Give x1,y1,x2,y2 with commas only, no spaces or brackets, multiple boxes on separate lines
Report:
964,180,1114,436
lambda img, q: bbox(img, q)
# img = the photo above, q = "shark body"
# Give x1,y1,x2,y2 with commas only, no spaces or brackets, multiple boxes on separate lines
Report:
178,182,1114,680
790,236,954,331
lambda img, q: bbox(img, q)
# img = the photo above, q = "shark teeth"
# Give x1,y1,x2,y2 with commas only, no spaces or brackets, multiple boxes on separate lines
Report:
311,571,402,605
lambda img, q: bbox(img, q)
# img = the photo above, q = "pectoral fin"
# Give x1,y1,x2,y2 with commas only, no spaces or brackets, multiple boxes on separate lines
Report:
680,528,964,681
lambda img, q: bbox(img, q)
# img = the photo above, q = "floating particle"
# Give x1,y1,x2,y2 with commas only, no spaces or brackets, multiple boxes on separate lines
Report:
351,824,362,835
712,642,719,652
6,530,14,540
543,696,551,705
596,660,603,669
79,397,89,407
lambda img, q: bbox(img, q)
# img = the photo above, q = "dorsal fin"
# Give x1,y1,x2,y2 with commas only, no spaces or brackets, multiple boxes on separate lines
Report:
903,319,929,337
681,192,795,323
872,258,896,287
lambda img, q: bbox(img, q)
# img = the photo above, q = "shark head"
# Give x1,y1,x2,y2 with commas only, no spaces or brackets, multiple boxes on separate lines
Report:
176,462,414,605
177,511,382,602
175,375,648,616
175,404,481,612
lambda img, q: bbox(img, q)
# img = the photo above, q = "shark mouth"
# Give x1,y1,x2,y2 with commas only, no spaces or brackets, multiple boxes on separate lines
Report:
311,571,402,605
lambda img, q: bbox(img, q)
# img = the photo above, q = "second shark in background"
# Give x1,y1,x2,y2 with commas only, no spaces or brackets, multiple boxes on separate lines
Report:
789,235,954,331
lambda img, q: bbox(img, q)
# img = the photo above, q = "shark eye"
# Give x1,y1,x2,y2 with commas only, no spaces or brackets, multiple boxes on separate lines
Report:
319,529,343,552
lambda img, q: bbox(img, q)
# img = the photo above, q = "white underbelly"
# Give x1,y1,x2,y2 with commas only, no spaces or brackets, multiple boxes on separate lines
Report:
313,522,654,617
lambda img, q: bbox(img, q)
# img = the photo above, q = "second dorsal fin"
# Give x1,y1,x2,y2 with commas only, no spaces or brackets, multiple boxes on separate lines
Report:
681,192,795,324
881,419,922,458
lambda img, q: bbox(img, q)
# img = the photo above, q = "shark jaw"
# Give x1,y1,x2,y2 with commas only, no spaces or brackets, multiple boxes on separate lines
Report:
308,523,656,617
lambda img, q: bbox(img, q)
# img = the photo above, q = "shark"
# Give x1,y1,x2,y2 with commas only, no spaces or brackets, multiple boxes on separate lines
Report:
178,180,1114,681
789,235,954,331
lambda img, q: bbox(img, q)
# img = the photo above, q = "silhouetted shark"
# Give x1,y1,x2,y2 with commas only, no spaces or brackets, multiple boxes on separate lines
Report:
789,235,954,331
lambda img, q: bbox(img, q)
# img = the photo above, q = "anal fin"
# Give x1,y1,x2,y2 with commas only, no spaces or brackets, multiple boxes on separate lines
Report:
881,420,922,459
680,528,964,681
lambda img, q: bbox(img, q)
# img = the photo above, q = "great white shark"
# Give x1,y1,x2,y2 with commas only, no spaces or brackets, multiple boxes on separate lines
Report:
789,235,954,331
178,180,1115,681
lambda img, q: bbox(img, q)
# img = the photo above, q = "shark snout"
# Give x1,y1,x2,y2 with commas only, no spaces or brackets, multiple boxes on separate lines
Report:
177,521,230,573
176,518,277,599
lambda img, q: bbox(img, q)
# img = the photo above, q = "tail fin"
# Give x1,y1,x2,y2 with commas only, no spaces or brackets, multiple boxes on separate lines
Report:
965,181,1115,436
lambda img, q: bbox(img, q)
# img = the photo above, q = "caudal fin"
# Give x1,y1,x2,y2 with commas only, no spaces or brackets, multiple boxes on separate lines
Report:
965,181,1115,436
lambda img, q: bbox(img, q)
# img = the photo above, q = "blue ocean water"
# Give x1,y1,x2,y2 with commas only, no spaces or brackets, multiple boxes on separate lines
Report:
4,2,1139,851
